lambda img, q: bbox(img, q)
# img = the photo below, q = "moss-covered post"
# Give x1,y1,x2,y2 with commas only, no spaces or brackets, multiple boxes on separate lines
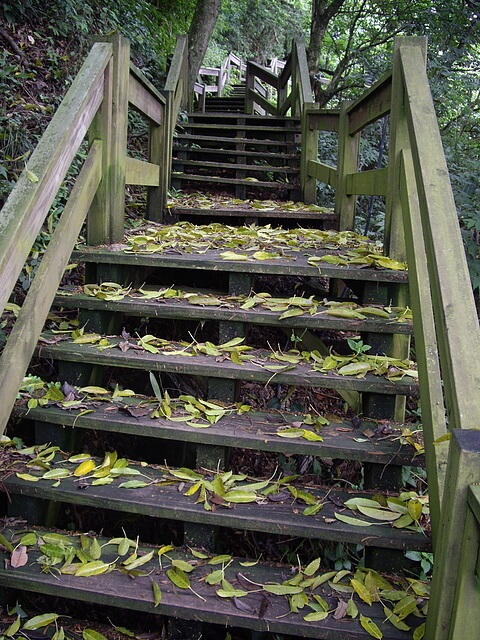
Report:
336,101,359,231
426,429,480,639
301,104,319,204
87,34,129,245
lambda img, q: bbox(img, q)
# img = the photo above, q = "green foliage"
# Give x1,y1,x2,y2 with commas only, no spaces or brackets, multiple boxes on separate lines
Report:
210,0,308,63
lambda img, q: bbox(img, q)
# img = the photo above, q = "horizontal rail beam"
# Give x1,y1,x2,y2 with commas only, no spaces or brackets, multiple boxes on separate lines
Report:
0,41,111,316
125,157,160,186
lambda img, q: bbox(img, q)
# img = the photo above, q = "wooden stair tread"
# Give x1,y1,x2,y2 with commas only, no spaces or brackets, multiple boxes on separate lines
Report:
54,291,413,335
182,123,300,133
3,460,429,550
172,146,300,160
175,134,299,147
0,526,426,639
168,206,335,220
14,401,422,466
36,335,418,396
172,173,298,189
72,247,409,283
172,159,298,173
187,112,300,123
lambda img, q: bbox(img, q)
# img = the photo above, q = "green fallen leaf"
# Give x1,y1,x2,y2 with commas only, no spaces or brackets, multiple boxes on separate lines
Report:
23,614,60,630
360,614,383,638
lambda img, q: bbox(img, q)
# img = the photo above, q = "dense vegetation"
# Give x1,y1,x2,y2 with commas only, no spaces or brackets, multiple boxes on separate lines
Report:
0,0,479,289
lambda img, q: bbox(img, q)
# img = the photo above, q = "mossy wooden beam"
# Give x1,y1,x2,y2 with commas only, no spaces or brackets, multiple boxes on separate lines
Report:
0,141,102,438
125,157,160,186
72,248,409,283
307,160,337,188
345,167,388,196
336,101,360,231
87,35,130,244
128,63,165,125
16,403,424,466
347,71,392,135
426,430,480,639
399,148,447,536
35,338,418,397
0,42,111,316
400,43,480,432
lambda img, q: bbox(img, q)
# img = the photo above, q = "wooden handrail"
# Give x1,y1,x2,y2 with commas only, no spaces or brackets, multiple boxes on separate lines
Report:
300,36,480,537
245,38,312,117
0,41,111,319
0,34,171,436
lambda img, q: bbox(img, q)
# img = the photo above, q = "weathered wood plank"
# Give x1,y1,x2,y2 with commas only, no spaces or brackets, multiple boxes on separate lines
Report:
426,430,480,638
336,102,360,231
0,527,425,639
125,157,160,186
128,72,163,125
14,402,422,466
0,42,111,316
172,174,296,189
172,146,299,160
345,167,388,196
169,207,336,221
347,71,392,134
0,142,103,438
305,108,340,133
174,134,298,147
172,160,297,173
3,466,429,550
307,160,337,187
55,292,412,334
35,336,418,396
300,102,318,203
399,148,447,536
400,43,480,431
72,247,409,283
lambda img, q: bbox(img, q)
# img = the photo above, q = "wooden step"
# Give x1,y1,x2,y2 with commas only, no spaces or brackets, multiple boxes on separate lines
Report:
171,159,299,174
172,173,298,190
54,290,413,335
168,206,336,223
3,456,429,551
181,123,300,134
172,145,300,161
175,134,299,148
0,526,427,639
72,247,408,284
14,400,422,466
188,112,300,123
35,334,418,397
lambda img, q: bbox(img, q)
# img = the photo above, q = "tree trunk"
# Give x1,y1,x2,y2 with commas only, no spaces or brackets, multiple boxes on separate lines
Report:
187,0,222,92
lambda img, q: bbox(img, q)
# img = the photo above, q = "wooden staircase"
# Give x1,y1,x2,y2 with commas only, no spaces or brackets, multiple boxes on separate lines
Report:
172,112,302,201
1,34,480,640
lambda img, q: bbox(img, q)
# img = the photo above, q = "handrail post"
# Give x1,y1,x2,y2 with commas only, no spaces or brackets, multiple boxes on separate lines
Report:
245,61,254,114
385,37,426,261
87,34,129,244
300,103,318,203
336,101,360,230
426,429,480,639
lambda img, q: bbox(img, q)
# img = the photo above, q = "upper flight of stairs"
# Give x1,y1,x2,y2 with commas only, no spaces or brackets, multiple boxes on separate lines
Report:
172,111,302,201
1,99,428,638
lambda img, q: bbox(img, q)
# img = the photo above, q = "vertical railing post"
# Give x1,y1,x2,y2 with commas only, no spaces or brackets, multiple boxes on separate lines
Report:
426,429,480,639
245,62,254,114
336,102,360,231
87,34,129,245
300,103,318,204
385,37,427,261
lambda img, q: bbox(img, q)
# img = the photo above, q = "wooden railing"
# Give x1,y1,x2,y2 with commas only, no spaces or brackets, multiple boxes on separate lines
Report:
245,38,311,116
0,33,174,438
198,52,245,97
301,36,480,636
